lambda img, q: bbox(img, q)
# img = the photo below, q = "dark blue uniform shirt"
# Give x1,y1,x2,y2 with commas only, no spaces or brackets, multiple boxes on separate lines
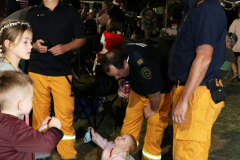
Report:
123,43,169,97
168,0,227,83
26,1,85,76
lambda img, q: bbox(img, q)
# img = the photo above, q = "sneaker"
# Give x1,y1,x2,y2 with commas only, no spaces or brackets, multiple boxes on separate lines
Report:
230,73,239,82
35,153,51,160
234,78,240,82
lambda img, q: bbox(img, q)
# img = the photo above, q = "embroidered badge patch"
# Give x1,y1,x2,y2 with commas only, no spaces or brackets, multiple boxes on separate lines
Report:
137,59,143,65
141,67,151,79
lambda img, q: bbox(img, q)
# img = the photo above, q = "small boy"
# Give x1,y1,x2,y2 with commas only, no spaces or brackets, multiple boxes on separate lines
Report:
220,32,238,78
0,71,63,160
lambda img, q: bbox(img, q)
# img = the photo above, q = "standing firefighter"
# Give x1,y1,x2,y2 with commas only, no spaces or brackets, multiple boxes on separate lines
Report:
169,0,227,159
26,0,86,159
101,43,172,160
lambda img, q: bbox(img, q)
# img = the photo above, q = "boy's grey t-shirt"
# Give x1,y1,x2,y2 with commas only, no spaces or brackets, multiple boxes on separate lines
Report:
140,8,156,28
0,62,15,73
226,48,235,63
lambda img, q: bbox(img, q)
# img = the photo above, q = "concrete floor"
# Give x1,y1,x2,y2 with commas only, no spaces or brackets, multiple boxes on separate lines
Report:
48,71,240,160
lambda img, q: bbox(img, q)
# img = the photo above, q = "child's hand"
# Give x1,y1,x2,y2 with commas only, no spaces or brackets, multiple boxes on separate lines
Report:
38,117,51,132
87,127,96,137
49,117,62,130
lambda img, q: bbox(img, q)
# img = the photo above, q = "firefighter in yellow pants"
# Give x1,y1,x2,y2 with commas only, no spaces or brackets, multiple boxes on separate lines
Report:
168,0,227,159
29,72,77,159
101,40,173,159
172,82,224,160
26,0,86,159
121,91,172,160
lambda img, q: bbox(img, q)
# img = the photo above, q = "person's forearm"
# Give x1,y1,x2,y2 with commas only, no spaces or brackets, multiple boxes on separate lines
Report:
64,38,86,52
148,91,161,112
152,17,157,22
179,49,212,102
92,133,110,150
141,15,148,22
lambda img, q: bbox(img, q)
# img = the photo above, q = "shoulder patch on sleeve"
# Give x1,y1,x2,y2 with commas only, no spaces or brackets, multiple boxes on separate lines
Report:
133,51,144,66
141,67,151,79
137,59,143,65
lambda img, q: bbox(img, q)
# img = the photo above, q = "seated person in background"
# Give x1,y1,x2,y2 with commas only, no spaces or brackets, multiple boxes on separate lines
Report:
0,71,63,160
220,32,238,77
122,28,145,46
93,17,124,74
131,28,145,42
143,26,158,47
83,11,97,35
143,26,153,39
100,17,124,54
89,127,137,160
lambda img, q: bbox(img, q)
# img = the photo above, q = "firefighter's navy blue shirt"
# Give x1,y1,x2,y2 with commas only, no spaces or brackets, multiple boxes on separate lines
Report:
26,1,85,76
168,0,227,83
123,43,169,97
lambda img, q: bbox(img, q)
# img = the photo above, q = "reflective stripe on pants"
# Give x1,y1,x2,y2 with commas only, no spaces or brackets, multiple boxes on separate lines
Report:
142,149,161,160
62,135,76,140
29,72,77,159
121,90,172,160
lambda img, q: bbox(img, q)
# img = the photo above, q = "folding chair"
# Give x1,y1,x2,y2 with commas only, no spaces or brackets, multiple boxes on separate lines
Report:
72,65,121,130
125,24,132,38
146,36,159,49
70,34,97,79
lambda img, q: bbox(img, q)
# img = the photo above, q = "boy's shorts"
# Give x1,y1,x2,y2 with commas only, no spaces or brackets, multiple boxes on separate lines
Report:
234,52,240,58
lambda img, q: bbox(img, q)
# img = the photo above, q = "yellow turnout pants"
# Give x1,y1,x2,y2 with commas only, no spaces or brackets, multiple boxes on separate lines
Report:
29,72,77,159
172,84,225,160
121,90,172,160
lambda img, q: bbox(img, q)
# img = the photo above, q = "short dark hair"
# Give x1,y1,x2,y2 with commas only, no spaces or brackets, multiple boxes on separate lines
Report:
147,2,152,8
101,48,128,73
143,26,153,37
227,32,238,48
103,1,108,6
133,28,145,40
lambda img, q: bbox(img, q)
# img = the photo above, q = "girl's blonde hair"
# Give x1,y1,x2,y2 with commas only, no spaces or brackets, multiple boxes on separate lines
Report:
0,20,32,53
0,71,33,110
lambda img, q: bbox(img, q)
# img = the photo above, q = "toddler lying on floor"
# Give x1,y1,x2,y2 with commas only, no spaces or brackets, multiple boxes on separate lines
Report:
89,127,137,160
